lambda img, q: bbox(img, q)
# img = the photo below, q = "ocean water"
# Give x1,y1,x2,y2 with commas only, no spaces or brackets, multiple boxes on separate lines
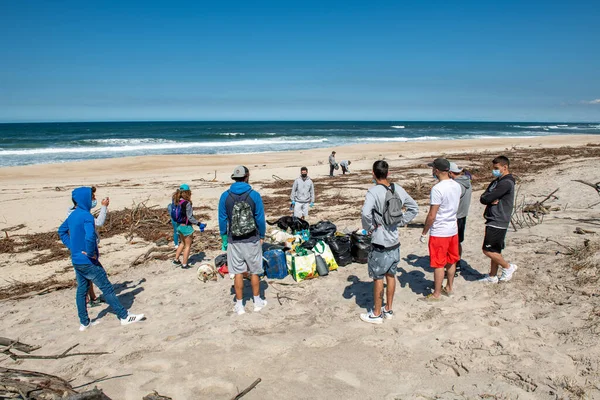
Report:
0,121,598,168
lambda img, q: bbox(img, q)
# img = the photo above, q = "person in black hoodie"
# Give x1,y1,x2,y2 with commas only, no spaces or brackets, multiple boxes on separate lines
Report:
478,156,518,283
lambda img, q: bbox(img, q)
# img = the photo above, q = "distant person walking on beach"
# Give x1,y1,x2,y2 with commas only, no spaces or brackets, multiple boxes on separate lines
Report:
219,166,267,315
478,156,517,283
449,162,472,267
420,158,461,301
329,151,337,177
360,160,419,323
290,167,315,220
340,160,352,175
59,187,144,331
171,184,207,269
67,186,109,307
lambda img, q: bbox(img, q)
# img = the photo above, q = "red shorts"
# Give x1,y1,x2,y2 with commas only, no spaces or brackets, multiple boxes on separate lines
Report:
428,235,460,268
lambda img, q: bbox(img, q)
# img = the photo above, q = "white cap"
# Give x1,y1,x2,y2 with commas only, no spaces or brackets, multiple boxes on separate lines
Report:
449,162,463,173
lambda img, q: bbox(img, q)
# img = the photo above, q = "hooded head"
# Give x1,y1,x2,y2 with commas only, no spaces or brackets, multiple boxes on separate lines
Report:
72,187,93,211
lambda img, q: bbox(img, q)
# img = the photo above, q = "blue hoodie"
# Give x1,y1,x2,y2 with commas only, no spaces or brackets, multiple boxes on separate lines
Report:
218,182,266,241
58,187,99,265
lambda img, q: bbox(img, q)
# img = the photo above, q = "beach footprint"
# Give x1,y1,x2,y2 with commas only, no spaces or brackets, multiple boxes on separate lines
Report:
302,334,339,348
334,370,361,388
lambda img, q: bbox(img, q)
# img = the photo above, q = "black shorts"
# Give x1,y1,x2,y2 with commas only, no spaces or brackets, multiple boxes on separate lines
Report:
457,217,467,243
482,226,507,254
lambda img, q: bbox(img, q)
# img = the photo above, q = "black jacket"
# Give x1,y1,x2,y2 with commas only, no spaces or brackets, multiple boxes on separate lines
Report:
480,174,515,229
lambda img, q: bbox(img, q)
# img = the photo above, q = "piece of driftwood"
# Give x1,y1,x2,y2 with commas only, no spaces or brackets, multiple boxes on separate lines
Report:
572,179,600,195
575,227,596,235
0,338,41,354
143,391,173,400
66,388,112,400
0,366,77,399
3,343,109,361
231,378,262,400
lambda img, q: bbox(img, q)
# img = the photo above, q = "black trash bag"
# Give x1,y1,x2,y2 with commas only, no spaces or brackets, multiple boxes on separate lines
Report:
310,220,337,239
326,235,353,266
300,238,318,250
351,232,371,264
215,253,228,269
315,255,329,276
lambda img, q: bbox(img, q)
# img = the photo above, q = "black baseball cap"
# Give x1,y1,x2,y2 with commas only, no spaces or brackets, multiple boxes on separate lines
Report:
427,158,450,171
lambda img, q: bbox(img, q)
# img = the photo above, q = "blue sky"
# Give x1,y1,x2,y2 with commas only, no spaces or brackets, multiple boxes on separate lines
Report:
1,0,599,122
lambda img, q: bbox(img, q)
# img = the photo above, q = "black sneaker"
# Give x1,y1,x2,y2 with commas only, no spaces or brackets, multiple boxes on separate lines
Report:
172,259,182,266
181,264,191,269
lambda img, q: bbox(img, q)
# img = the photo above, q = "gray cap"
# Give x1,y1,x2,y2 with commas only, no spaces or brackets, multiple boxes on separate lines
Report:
231,165,248,179
449,162,463,173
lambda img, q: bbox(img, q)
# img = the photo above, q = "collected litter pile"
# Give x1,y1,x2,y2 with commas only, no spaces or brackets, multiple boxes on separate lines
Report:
213,219,370,283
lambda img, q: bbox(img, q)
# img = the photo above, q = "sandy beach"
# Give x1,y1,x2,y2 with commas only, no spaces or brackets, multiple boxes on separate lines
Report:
1,134,600,399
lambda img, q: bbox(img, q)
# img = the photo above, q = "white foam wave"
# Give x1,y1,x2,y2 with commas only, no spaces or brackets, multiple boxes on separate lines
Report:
0,138,329,156
219,132,245,136
83,138,176,145
356,136,439,142
391,125,405,129
510,125,543,129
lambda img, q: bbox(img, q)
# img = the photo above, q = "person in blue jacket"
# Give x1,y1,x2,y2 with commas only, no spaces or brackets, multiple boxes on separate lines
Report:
58,187,144,331
218,166,267,315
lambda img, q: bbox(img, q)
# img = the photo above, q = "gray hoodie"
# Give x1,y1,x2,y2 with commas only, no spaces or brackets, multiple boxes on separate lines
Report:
453,175,472,219
361,183,419,248
328,154,336,166
291,176,315,203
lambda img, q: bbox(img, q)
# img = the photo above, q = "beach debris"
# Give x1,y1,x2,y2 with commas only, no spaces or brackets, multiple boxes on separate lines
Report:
572,179,600,196
1,224,26,239
2,342,109,361
196,263,218,282
0,279,76,301
511,188,559,230
66,388,112,399
0,367,78,399
143,391,172,400
0,338,41,354
231,378,261,400
574,227,596,235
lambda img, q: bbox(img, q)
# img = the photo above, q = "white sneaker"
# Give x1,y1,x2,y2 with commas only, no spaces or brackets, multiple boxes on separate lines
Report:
360,311,383,324
478,274,499,283
120,313,145,326
381,307,394,320
234,302,246,315
253,298,267,312
79,320,100,332
499,264,518,282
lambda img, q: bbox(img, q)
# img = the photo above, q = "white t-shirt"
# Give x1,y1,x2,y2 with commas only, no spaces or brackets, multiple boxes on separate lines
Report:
430,179,461,237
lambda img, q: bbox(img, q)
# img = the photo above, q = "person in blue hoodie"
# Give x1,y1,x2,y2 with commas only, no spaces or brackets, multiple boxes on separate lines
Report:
218,166,267,316
58,187,144,331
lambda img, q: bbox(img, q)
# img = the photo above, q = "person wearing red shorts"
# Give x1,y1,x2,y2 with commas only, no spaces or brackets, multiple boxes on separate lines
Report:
420,158,462,301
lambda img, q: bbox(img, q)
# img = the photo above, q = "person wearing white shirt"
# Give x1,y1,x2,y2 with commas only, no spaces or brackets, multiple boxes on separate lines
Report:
420,158,461,301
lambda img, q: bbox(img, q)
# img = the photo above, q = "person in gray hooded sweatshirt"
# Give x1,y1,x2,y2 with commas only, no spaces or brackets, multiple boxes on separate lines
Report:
449,162,472,264
290,167,315,220
359,160,419,324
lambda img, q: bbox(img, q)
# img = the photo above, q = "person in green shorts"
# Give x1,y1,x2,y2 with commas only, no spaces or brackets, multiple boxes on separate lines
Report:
171,184,206,269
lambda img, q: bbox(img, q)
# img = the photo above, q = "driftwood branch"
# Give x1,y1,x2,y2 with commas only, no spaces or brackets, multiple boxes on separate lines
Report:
572,179,600,195
0,366,78,398
3,343,109,360
231,378,262,400
0,337,41,354
65,388,112,400
142,391,173,400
